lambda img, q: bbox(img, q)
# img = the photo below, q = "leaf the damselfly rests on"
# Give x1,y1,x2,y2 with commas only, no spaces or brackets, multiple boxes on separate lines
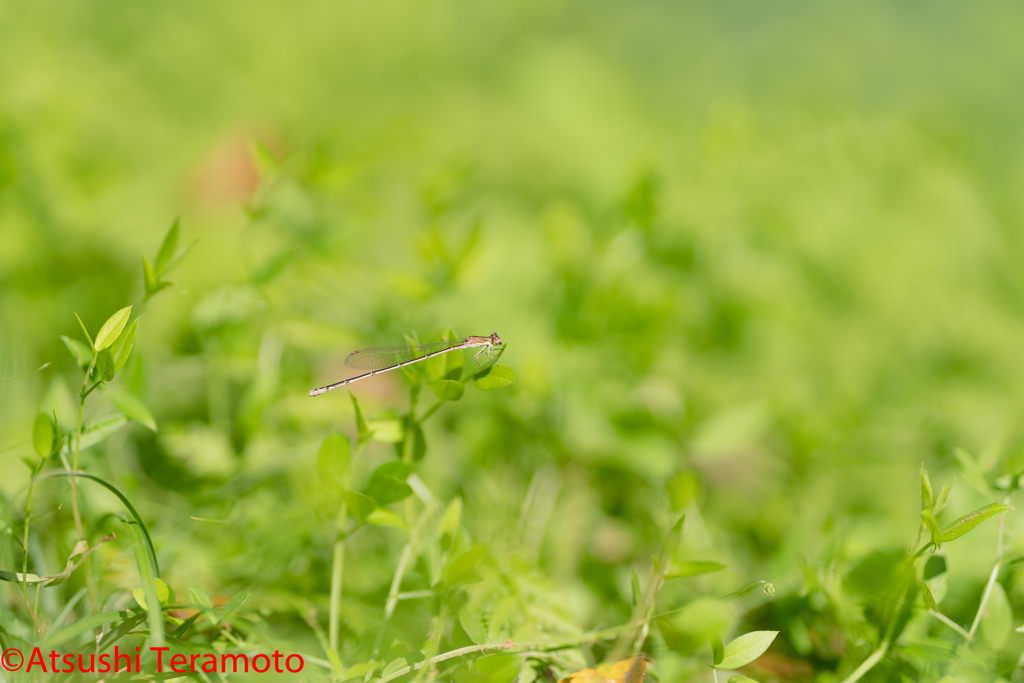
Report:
473,364,515,390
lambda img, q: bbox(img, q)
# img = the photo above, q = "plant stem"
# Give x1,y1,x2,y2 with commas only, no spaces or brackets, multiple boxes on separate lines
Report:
329,502,348,654
967,493,1011,641
72,355,99,613
928,610,970,639
20,472,42,636
839,641,888,683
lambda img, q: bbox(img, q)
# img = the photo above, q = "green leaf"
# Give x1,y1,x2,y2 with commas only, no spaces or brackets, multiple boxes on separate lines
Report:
372,461,413,480
981,581,1012,651
444,546,488,586
216,589,250,624
94,306,132,352
74,312,95,351
33,412,55,457
717,631,778,670
189,586,217,625
143,255,167,298
920,581,938,611
631,569,641,608
439,497,463,551
345,491,376,520
473,364,515,390
934,482,952,515
920,464,933,511
727,677,759,683
154,218,179,273
123,520,165,648
69,413,129,452
922,509,940,547
365,475,413,506
367,508,407,529
341,661,382,681
95,348,116,382
939,503,1013,543
661,513,685,564
712,632,725,666
350,391,372,446
61,335,93,371
428,379,465,402
402,417,426,461
317,433,351,490
105,388,157,432
108,318,139,374
368,417,404,443
665,561,728,579
133,578,173,610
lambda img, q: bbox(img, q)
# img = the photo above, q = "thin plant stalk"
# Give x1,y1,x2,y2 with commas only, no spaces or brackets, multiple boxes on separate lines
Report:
329,502,348,653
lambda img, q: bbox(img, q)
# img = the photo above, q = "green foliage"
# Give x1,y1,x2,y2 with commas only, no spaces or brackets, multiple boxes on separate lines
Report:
5,4,1024,682
715,631,778,670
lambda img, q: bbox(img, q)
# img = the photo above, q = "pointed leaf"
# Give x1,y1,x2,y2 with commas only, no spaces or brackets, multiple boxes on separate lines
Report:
934,482,952,514
712,632,725,666
317,433,351,490
105,388,157,432
94,306,132,352
444,546,488,586
717,631,778,670
74,312,95,350
402,418,426,461
727,677,759,683
365,476,413,506
189,586,217,624
155,218,179,273
922,509,940,547
939,503,1013,543
665,561,727,579
108,318,139,374
920,464,933,511
33,412,56,457
920,581,938,611
350,392,372,446
61,335,93,371
473,365,515,390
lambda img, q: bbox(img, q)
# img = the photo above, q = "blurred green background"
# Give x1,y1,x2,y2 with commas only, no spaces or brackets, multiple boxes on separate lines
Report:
4,1,1024,681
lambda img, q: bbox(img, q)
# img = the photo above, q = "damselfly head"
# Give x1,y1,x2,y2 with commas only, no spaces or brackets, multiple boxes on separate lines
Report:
490,332,503,345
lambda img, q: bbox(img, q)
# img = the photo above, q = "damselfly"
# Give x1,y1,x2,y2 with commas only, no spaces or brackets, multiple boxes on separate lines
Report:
309,333,503,397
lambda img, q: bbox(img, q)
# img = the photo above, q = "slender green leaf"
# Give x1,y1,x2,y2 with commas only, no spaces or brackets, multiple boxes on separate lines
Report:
717,631,778,670
189,586,217,624
920,464,933,511
727,677,759,683
67,413,129,452
922,509,940,547
473,364,515,390
317,433,351,489
155,218,179,273
712,632,725,666
934,482,952,515
105,388,157,432
124,519,165,647
74,312,95,350
61,335,93,371
38,470,159,575
630,570,641,608
42,611,125,649
665,561,728,579
920,581,938,611
428,379,465,402
33,411,55,457
939,503,1013,543
350,391,372,446
108,318,139,374
94,306,132,352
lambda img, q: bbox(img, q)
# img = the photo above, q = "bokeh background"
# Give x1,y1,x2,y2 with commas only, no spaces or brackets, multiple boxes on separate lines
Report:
4,1,1024,681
